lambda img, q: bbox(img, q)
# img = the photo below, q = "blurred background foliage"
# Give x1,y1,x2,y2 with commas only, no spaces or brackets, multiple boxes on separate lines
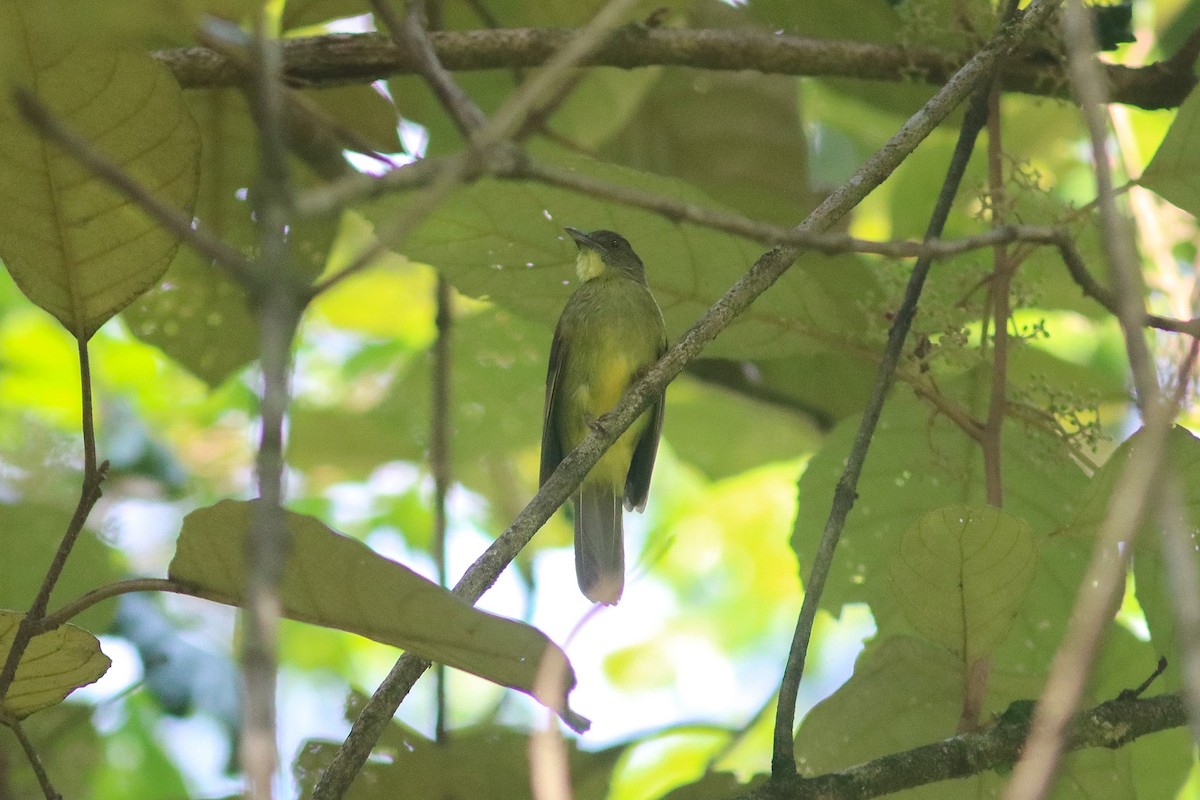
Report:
1,0,1200,798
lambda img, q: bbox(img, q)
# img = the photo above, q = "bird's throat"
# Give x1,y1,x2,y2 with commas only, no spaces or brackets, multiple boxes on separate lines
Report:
575,249,606,282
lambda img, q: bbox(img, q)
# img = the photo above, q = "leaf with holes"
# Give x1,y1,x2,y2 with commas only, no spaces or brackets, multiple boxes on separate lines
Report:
0,0,199,340
889,504,1036,665
168,500,585,728
0,611,110,719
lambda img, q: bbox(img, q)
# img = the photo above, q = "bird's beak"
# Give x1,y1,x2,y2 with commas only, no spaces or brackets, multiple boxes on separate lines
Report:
566,227,597,250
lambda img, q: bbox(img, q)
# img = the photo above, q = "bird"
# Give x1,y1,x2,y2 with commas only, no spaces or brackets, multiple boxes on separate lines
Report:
540,227,667,605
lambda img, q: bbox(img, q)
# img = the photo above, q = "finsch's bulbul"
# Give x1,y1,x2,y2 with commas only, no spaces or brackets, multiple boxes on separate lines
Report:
540,228,667,605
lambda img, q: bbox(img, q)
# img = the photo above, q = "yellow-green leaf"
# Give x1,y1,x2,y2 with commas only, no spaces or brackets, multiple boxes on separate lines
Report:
0,0,200,340
167,500,583,726
1141,89,1200,216
0,611,110,719
889,504,1036,664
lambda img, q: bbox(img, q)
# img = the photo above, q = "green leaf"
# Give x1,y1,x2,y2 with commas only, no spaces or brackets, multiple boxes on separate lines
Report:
793,394,1091,676
167,499,583,725
1140,89,1200,216
0,0,200,340
890,504,1036,664
551,66,661,151
747,0,994,118
0,611,110,719
0,703,100,798
123,89,335,385
88,691,190,799
599,64,812,225
373,147,877,361
308,216,438,345
794,395,1085,614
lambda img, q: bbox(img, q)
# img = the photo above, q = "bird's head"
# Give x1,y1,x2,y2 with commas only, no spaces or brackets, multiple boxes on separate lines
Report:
566,227,647,284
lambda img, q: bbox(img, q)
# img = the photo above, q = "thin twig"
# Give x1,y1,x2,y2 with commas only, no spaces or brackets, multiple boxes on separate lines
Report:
312,4,1064,797
1053,238,1200,336
12,90,259,289
773,80,996,781
431,275,453,743
1002,2,1173,797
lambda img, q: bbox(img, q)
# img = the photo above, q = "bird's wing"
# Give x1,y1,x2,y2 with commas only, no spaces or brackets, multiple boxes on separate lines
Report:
539,320,569,487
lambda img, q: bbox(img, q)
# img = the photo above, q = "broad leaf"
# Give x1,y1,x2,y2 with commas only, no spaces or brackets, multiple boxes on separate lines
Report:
793,393,1090,676
167,499,583,725
793,396,1085,613
890,505,1036,664
1141,89,1200,216
600,46,813,225
0,0,199,340
0,611,110,719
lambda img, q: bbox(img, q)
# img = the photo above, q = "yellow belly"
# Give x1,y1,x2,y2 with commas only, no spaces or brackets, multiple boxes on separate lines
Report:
567,350,649,487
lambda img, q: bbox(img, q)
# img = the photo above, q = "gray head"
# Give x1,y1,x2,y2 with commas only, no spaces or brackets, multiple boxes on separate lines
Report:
566,227,647,284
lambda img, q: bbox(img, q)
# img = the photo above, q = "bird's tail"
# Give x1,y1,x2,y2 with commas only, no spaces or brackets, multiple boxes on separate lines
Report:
575,482,624,605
